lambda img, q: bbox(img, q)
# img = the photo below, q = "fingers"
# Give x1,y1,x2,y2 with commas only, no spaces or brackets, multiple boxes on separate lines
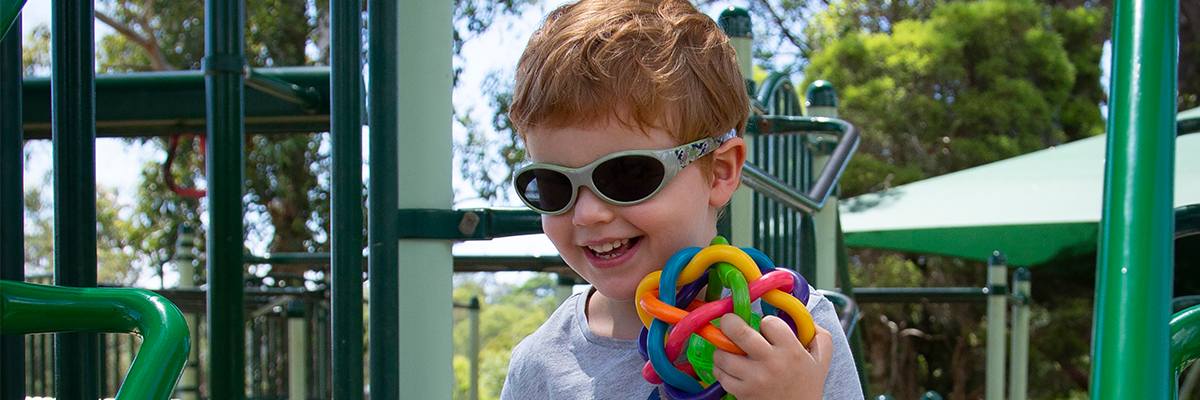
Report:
717,314,771,358
759,314,800,348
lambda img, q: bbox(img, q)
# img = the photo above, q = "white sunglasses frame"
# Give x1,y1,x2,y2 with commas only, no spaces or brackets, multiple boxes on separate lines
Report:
512,130,737,215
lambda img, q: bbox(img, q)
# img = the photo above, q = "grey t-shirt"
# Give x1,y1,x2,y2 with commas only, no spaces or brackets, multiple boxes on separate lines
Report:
500,286,863,400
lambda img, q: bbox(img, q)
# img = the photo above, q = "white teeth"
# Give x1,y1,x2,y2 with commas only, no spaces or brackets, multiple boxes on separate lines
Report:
588,238,629,254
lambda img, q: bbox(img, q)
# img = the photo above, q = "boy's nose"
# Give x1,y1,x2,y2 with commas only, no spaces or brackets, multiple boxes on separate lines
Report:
571,188,615,226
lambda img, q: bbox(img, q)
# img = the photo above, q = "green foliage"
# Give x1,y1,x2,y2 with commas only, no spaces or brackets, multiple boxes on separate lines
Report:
803,0,1104,197
23,172,143,286
452,273,559,400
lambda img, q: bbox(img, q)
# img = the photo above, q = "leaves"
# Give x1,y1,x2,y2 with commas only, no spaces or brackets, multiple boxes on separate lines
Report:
452,273,558,400
803,0,1103,198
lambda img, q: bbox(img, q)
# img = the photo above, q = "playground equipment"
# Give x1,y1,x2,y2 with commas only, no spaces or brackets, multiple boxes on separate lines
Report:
0,0,1194,398
0,280,190,400
635,237,815,400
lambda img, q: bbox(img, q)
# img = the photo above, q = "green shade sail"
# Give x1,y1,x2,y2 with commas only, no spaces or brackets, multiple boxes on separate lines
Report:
839,131,1200,267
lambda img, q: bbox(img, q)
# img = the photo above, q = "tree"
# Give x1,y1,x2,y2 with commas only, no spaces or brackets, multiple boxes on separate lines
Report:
801,0,1105,397
23,171,142,286
804,0,1103,196
451,273,559,400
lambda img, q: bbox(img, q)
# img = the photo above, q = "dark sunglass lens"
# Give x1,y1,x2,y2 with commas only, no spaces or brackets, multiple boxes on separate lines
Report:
516,169,573,212
593,155,665,202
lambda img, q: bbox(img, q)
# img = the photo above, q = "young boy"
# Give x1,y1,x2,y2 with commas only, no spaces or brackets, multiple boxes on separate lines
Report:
500,0,863,398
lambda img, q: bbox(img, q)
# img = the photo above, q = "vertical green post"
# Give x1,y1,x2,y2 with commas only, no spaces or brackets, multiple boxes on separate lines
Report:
51,0,100,397
367,0,400,397
986,252,1007,400
806,81,837,289
718,6,753,247
1090,0,1177,397
396,0,454,396
1009,268,1031,400
203,0,247,397
0,16,25,400
331,0,364,398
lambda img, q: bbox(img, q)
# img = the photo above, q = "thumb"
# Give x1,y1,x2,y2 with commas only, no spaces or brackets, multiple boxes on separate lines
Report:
807,326,834,370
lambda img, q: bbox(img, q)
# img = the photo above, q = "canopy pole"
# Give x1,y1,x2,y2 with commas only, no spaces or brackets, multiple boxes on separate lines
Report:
985,252,1007,400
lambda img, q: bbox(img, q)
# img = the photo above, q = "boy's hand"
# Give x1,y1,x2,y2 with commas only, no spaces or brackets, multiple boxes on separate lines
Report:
711,314,834,400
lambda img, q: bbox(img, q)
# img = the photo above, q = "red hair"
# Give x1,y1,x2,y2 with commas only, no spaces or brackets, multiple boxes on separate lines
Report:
510,0,749,146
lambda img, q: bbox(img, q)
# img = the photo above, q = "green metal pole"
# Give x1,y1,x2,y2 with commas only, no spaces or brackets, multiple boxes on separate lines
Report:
396,0,454,396
1009,268,1031,400
51,0,100,396
986,252,1007,400
203,0,247,397
0,15,25,400
367,0,400,397
0,0,24,41
331,0,364,398
1090,0,1178,397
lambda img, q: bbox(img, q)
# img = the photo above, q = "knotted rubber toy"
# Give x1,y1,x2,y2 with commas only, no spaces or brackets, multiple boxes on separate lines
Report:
634,237,816,400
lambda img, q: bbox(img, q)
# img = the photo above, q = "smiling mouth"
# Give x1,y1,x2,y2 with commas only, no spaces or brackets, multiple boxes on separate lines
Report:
587,236,641,260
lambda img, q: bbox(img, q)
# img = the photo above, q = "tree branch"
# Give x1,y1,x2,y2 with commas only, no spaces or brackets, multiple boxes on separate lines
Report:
752,0,807,54
95,11,176,71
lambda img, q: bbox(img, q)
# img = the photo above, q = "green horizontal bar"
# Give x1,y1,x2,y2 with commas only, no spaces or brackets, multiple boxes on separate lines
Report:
244,69,322,112
1181,120,1199,136
850,287,989,303
0,281,190,400
21,67,338,138
396,208,542,240
242,253,567,273
745,114,846,136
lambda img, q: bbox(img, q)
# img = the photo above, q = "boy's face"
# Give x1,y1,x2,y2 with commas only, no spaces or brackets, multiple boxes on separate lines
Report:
525,119,733,302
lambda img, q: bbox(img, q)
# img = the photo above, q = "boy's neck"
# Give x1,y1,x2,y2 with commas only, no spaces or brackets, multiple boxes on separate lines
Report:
585,287,645,340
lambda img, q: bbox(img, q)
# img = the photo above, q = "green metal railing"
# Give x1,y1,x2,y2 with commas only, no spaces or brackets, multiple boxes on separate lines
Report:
0,281,191,400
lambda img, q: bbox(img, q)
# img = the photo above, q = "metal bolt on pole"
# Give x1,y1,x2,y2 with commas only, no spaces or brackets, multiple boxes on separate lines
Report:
986,252,1008,400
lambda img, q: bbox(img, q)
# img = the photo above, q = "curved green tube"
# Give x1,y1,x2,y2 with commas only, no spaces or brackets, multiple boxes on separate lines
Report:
0,281,190,400
1172,304,1200,375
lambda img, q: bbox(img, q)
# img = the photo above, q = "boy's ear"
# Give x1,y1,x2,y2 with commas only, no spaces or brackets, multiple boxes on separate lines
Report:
709,137,746,207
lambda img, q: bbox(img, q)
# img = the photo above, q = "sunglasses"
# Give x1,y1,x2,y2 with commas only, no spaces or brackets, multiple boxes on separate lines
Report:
513,130,737,215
